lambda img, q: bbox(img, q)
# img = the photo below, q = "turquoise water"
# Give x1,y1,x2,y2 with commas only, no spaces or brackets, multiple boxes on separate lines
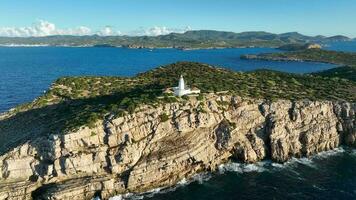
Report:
0,47,335,113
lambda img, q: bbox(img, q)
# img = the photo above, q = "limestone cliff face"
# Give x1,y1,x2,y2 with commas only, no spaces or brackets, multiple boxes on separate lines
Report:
0,94,355,200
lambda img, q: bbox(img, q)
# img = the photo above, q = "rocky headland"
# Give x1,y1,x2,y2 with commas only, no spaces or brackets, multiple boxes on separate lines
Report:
240,48,356,67
0,62,355,199
0,95,355,199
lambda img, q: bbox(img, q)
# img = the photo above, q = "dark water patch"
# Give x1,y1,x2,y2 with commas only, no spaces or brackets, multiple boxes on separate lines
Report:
108,148,356,200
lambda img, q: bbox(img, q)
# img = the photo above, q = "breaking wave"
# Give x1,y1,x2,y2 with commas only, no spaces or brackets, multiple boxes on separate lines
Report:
108,173,211,200
107,147,349,200
274,147,345,169
217,147,348,175
218,161,268,173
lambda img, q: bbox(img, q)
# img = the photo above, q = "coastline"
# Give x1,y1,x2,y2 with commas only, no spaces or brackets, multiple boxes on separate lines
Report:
240,54,338,65
1,96,354,199
0,44,273,50
240,49,356,67
108,147,352,200
0,61,354,199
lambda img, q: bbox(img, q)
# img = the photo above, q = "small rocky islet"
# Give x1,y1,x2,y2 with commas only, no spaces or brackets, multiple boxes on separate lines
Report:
0,61,355,199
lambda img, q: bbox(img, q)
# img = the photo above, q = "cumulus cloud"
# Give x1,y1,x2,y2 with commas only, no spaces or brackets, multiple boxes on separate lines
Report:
0,20,192,37
128,26,192,36
97,26,122,36
57,26,92,36
0,20,92,37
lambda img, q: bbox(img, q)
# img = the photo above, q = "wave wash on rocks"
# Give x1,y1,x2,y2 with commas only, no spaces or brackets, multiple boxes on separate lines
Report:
0,94,355,199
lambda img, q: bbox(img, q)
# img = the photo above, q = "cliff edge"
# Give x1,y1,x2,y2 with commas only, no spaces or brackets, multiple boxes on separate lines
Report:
0,62,355,199
0,95,355,199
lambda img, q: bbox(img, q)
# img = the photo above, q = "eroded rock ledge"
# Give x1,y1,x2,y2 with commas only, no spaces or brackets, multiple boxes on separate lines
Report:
0,94,355,199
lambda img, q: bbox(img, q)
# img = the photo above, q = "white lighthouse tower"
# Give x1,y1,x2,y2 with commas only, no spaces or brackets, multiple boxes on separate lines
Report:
173,75,200,96
178,75,185,90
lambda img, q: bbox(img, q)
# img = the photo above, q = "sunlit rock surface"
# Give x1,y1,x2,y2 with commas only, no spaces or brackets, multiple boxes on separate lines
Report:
0,94,354,199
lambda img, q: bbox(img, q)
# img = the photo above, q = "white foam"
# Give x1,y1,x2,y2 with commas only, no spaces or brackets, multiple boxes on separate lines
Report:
291,157,317,168
271,162,285,168
107,173,211,200
177,177,188,185
195,172,212,184
312,184,325,191
106,147,349,200
313,147,345,159
108,193,134,200
352,149,356,156
144,188,163,198
108,196,123,200
269,147,347,170
218,161,267,174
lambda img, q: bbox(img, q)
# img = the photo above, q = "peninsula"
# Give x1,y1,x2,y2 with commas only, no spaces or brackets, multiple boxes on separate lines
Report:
241,48,356,82
0,62,355,199
241,48,356,66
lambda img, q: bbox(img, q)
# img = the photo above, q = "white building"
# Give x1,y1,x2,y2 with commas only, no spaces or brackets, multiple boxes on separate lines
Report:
173,75,200,96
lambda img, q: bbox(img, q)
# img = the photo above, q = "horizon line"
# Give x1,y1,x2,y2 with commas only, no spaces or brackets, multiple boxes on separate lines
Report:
0,29,354,39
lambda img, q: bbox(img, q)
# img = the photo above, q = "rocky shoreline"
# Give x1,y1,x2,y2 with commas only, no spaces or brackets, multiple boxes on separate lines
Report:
0,94,354,199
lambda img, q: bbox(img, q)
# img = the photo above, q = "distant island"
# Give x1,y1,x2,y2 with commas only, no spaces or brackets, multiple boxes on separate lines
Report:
241,48,356,78
0,30,353,49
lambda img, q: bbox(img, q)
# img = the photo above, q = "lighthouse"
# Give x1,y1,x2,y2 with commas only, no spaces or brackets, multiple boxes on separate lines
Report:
178,75,185,91
173,75,200,96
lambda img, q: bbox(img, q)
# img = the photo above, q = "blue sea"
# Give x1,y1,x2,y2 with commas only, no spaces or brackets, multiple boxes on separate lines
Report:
122,148,356,200
0,41,355,200
0,46,337,113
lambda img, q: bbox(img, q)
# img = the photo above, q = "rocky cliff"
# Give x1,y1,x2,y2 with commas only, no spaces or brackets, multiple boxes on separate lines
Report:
0,94,355,200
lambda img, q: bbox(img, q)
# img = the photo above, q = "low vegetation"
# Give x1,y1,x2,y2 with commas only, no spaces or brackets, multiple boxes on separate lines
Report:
241,49,356,67
241,49,356,83
159,113,170,122
311,66,356,82
0,61,355,153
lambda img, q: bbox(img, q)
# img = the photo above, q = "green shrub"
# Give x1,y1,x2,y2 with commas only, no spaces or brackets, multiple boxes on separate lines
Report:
159,113,170,122
197,94,204,101
6,61,354,137
182,95,190,100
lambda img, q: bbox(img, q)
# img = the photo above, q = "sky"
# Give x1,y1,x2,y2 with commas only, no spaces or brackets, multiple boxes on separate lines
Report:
0,0,355,37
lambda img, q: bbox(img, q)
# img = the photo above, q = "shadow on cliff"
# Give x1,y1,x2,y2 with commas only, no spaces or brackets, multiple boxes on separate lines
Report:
0,83,164,156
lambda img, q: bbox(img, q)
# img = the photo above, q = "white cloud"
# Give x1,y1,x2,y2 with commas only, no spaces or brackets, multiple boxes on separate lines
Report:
128,26,192,36
58,26,92,36
0,20,192,37
0,20,93,37
97,26,122,36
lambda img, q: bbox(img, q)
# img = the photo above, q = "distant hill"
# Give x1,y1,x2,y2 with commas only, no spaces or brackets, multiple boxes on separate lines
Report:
325,35,351,42
0,30,351,49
